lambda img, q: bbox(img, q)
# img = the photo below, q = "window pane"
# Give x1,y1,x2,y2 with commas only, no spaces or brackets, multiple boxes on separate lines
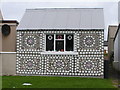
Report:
46,35,54,51
56,41,64,51
66,34,74,51
56,35,64,39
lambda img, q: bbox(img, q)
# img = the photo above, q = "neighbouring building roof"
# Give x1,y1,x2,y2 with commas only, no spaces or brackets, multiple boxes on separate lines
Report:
0,10,3,20
107,25,118,41
17,8,104,30
2,20,19,25
114,24,120,41
0,10,18,25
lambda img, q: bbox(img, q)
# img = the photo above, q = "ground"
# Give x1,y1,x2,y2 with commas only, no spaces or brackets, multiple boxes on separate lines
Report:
2,76,116,88
109,62,120,88
0,76,2,89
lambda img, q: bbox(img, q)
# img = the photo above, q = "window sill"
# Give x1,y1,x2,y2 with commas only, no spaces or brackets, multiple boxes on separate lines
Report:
41,51,78,55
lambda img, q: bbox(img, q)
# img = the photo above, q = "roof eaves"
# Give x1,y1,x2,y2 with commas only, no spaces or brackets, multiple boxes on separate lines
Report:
114,24,120,41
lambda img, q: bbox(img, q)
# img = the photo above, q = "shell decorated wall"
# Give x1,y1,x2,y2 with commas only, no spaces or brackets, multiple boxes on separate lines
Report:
16,29,104,78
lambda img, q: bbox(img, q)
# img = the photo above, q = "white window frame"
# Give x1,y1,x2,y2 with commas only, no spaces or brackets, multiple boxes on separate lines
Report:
42,34,78,55
46,34,74,52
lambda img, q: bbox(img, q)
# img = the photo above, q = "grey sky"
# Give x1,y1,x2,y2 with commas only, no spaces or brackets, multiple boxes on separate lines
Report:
0,0,119,40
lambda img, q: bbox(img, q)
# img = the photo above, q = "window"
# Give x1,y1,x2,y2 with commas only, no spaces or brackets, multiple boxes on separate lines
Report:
66,34,74,51
46,35,54,51
46,34,74,51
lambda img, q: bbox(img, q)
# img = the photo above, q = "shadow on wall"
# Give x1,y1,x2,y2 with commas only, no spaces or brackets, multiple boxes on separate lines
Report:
113,61,120,72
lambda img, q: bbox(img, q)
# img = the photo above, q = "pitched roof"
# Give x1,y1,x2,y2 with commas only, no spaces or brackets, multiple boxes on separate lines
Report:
0,10,3,20
17,8,104,30
114,24,120,41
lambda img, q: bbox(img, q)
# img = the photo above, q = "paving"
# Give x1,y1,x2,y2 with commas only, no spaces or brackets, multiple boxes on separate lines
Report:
108,62,120,88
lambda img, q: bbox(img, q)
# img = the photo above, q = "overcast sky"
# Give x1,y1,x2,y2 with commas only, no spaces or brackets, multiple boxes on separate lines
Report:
0,0,120,40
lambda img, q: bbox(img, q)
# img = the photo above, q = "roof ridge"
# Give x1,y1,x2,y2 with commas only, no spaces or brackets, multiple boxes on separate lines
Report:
26,8,103,11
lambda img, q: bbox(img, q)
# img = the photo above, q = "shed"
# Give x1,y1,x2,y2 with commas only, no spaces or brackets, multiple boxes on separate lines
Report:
17,8,104,77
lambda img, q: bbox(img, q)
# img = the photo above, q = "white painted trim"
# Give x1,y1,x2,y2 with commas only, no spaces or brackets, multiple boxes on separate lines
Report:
54,34,56,51
0,52,16,54
41,51,78,55
44,34,46,51
17,28,105,30
46,34,74,52
73,33,75,52
64,34,66,51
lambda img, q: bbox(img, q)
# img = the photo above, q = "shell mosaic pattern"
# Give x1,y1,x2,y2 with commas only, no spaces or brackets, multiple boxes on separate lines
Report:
44,55,74,75
16,54,44,75
75,55,104,76
16,31,44,53
78,31,104,50
16,30,104,77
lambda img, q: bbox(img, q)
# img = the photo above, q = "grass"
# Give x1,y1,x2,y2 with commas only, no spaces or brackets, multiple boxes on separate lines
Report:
2,76,116,88
0,76,2,89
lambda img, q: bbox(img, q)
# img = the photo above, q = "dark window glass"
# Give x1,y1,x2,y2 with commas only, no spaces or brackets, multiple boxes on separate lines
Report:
46,35,54,51
56,35,64,39
56,41,64,51
66,34,73,51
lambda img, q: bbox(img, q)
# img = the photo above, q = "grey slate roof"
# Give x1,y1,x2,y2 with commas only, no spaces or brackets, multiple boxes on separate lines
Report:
17,8,104,30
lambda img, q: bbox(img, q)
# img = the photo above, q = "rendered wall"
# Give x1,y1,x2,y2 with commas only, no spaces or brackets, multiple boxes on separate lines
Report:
1,52,16,75
2,24,17,52
113,28,120,71
0,53,2,89
108,26,117,60
0,26,2,75
0,53,1,90
16,30,104,77
0,26,2,52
